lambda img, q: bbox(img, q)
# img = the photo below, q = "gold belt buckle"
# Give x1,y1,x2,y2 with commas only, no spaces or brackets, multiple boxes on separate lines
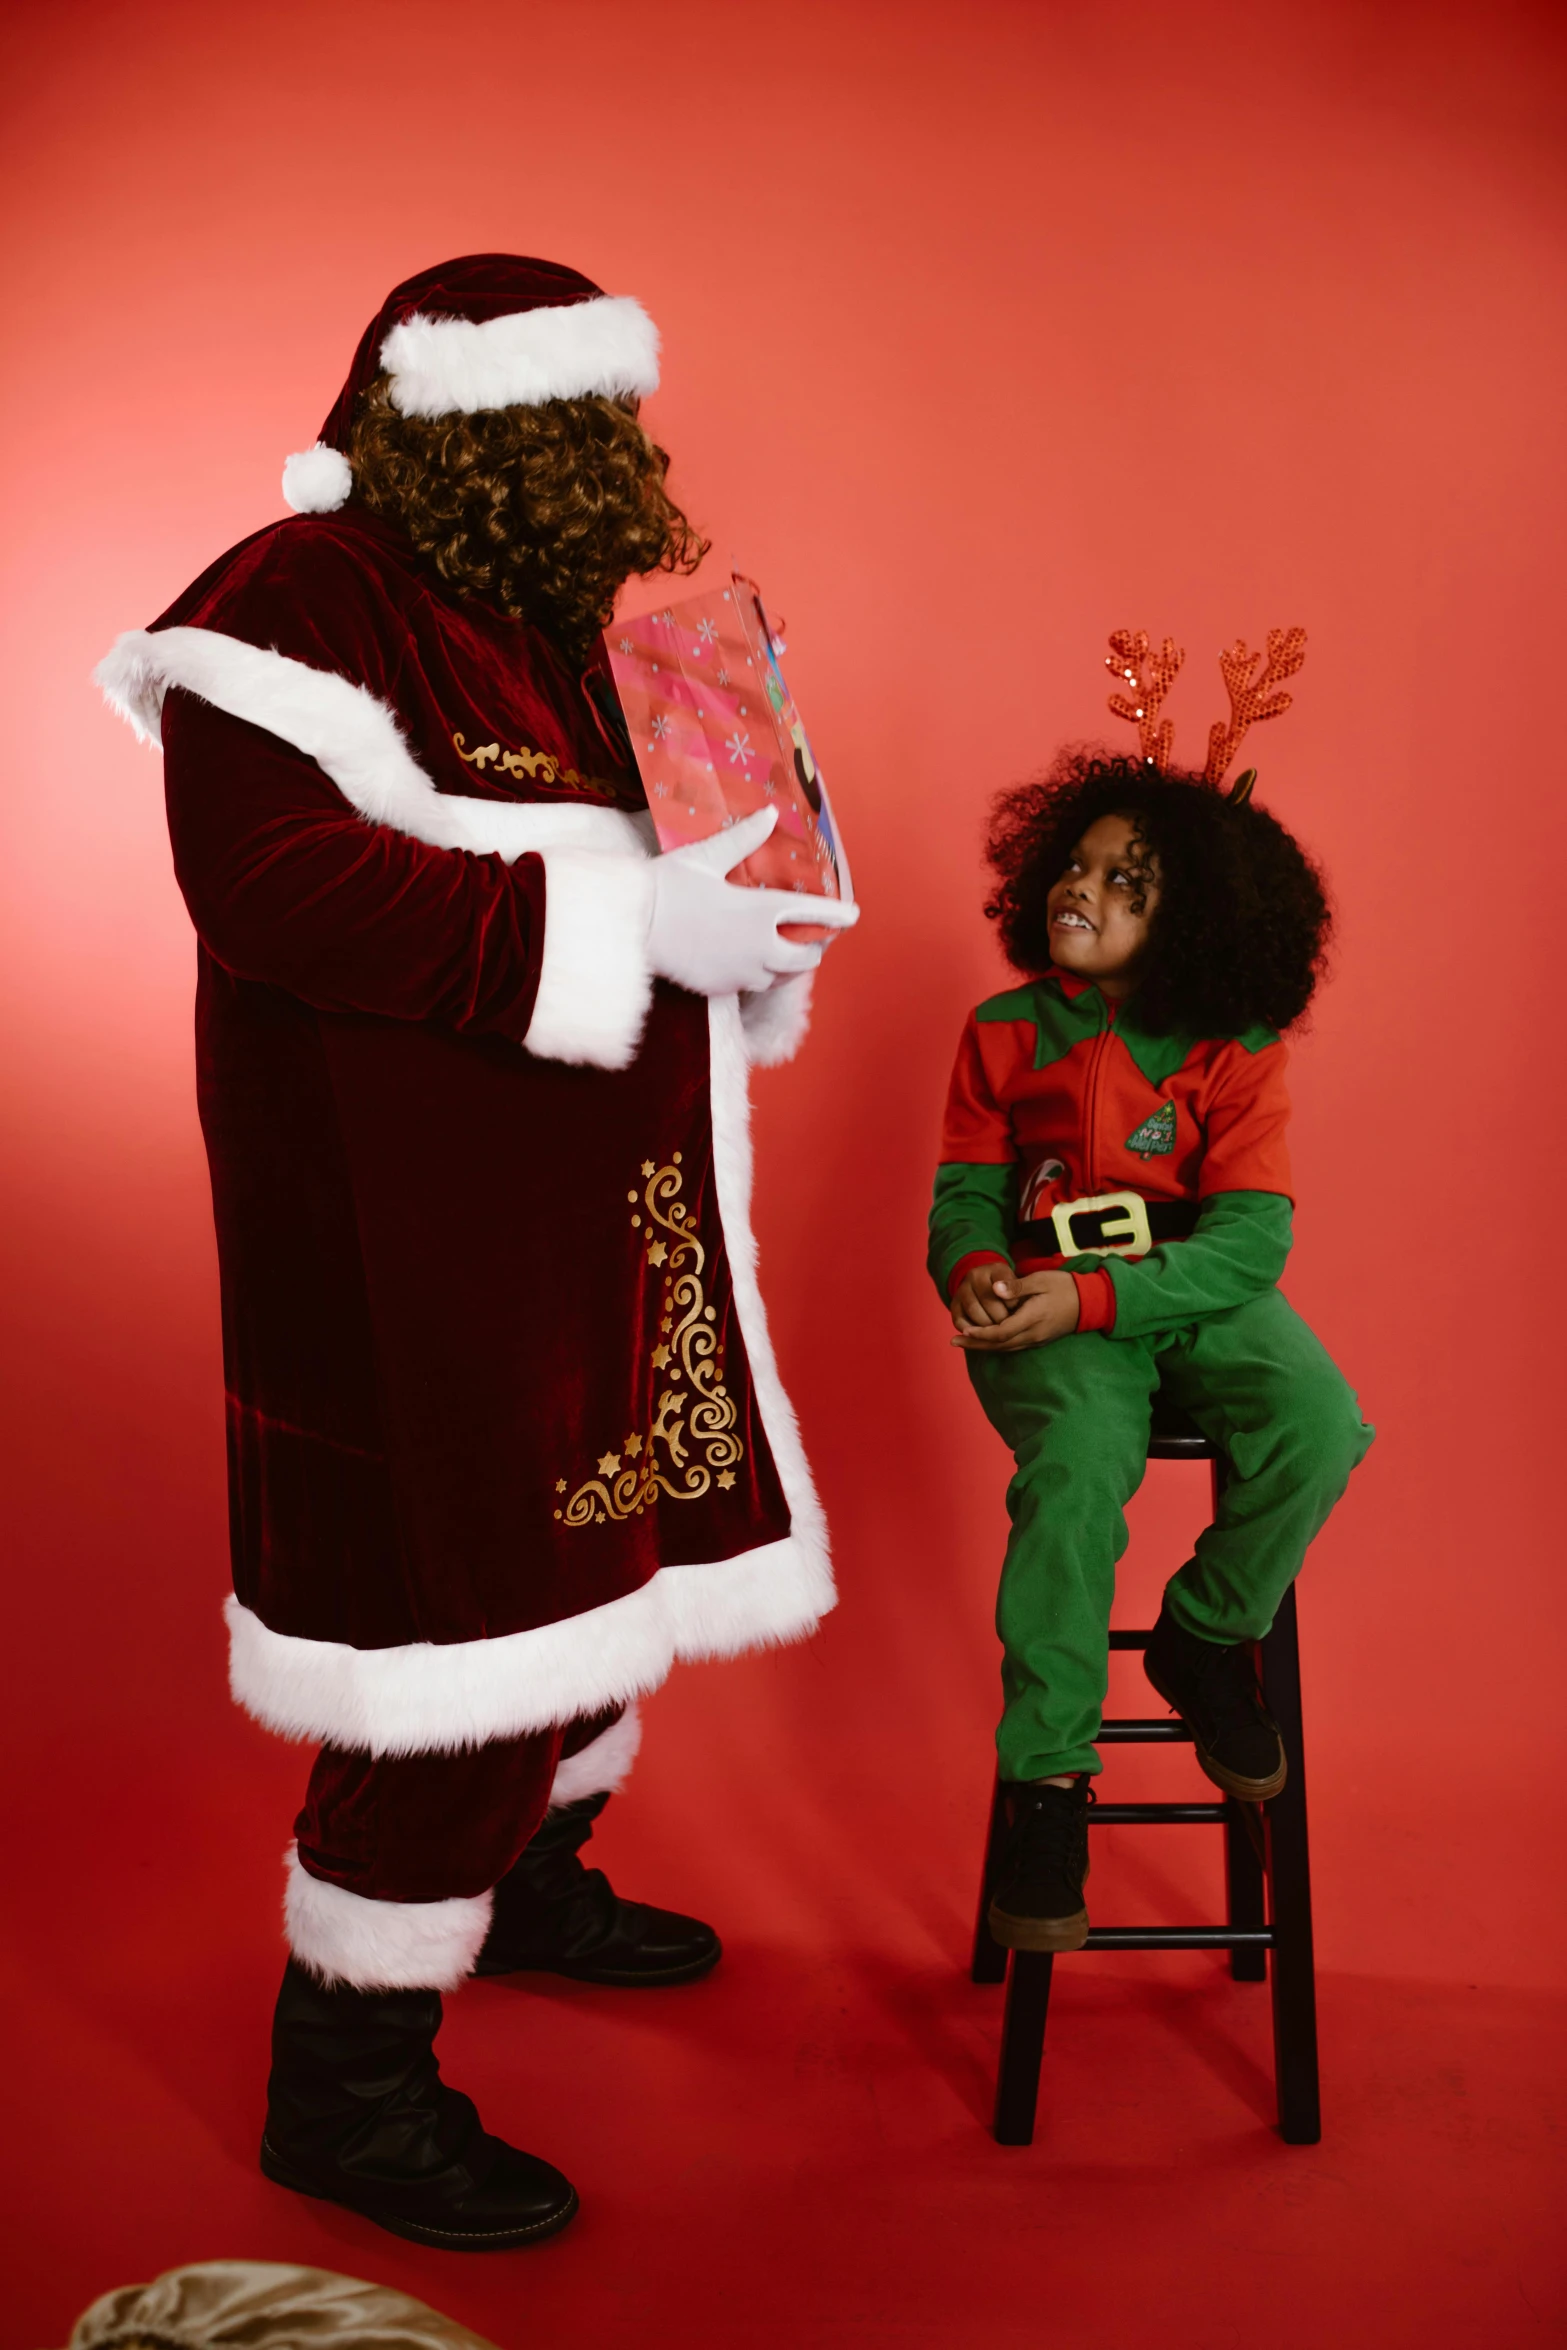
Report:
1049,1188,1153,1259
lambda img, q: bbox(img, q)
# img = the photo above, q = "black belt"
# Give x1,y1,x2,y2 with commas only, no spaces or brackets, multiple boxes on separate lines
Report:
1017,1197,1199,1261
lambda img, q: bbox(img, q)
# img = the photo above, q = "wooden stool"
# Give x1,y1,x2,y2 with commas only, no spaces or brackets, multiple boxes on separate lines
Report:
971,1408,1321,2146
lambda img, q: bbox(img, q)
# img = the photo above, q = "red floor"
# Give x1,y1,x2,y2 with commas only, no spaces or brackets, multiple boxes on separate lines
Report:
6,1164,1562,2346
9,1673,1564,2350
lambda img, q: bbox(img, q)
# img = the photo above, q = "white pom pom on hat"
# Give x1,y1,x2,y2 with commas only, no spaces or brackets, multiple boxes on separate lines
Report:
282,443,355,514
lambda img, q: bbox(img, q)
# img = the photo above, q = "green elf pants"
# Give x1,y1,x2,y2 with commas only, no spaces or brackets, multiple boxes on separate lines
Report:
966,1287,1374,1782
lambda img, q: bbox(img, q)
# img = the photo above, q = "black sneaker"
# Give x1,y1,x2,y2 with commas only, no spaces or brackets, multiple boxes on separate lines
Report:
1143,1602,1287,1801
986,1777,1094,1952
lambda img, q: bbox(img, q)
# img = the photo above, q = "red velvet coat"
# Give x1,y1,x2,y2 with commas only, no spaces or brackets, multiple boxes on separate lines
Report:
97,508,830,1757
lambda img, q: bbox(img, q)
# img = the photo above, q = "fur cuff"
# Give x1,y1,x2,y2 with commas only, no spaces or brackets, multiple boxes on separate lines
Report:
740,971,814,1066
526,848,655,1070
381,297,659,418
283,1846,492,1990
548,1702,643,1806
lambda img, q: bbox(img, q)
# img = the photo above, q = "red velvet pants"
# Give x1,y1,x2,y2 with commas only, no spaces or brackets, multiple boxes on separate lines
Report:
295,1710,620,1903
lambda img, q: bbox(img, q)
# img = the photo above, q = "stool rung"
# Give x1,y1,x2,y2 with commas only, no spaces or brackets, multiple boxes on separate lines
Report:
1083,1926,1274,1951
1091,1802,1227,1825
1098,1717,1191,1741
1108,1629,1153,1649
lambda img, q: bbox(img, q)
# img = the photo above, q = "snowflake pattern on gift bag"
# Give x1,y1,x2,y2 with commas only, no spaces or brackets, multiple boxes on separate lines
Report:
602,576,850,939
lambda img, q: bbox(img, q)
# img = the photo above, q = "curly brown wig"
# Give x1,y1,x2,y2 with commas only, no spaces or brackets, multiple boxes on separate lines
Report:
986,749,1332,1035
347,376,708,663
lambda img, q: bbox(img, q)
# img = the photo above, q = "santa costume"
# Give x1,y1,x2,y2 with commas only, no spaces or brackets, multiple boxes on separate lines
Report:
95,255,852,2247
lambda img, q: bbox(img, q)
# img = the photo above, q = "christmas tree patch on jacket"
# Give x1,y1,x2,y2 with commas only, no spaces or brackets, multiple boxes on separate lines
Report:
929,970,1296,1337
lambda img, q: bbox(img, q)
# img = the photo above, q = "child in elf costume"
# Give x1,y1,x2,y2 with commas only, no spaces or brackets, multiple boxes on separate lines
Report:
928,630,1372,1954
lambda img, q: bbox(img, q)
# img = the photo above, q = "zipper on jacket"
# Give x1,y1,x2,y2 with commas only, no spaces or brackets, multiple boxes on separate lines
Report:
1083,992,1114,1190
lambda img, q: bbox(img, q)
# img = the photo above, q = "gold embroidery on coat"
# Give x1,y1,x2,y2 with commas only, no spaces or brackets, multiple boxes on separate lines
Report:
554,1157,742,1527
453,731,619,799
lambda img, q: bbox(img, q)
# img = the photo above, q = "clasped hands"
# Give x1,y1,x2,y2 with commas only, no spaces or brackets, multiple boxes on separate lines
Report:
950,1259,1080,1352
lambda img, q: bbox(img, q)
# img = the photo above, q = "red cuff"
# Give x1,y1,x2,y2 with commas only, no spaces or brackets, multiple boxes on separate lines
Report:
1070,1267,1118,1333
947,1250,1012,1300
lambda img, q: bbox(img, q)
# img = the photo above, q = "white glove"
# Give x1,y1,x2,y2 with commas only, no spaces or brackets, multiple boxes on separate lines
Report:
646,806,859,997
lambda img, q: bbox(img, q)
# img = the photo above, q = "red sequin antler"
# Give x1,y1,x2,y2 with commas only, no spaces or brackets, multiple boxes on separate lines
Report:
1106,630,1185,769
1203,627,1307,799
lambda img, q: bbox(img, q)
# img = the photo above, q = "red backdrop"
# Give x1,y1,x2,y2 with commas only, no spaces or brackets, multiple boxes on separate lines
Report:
3,2,1564,2342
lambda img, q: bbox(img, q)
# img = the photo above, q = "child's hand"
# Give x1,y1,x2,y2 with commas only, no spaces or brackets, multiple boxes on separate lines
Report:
950,1260,1018,1333
952,1269,1081,1353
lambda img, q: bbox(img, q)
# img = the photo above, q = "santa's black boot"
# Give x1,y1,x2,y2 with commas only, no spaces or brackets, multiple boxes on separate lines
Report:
474,1793,721,1986
259,1959,578,2250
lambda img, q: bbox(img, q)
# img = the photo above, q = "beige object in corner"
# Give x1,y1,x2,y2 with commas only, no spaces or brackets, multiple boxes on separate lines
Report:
53,2261,503,2350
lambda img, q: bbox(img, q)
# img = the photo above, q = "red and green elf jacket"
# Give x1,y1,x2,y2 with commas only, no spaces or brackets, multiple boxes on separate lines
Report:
929,970,1295,1337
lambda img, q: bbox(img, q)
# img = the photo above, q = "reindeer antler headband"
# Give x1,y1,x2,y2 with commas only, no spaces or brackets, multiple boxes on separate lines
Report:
1105,626,1307,803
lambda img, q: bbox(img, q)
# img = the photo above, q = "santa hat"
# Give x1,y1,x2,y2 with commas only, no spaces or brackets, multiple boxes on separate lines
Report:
281,253,661,516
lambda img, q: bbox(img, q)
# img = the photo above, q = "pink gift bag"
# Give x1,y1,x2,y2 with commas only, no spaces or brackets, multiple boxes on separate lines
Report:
601,575,850,941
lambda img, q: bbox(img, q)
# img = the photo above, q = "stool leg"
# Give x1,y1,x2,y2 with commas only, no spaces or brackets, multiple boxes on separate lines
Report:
1211,1453,1271,1980
993,1950,1053,2144
971,1769,1010,1984
1260,1584,1321,2144
1224,1797,1268,1980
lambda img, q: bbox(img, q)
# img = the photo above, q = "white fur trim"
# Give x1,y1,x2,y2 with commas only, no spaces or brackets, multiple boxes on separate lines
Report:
526,847,654,1070
284,1845,492,1990
548,1701,643,1806
94,627,643,855
705,990,832,1598
228,1517,830,1751
281,442,353,514
380,297,659,418
93,627,655,1069
740,972,814,1067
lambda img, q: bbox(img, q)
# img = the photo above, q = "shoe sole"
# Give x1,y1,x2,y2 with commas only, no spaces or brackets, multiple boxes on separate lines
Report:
259,2138,579,2251
986,1900,1090,1954
1142,1660,1288,1803
475,1946,723,1988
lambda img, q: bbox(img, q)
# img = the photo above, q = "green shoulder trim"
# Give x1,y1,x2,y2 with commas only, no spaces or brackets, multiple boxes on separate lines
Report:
1113,1004,1197,1089
974,981,1046,1024
975,977,1102,1071
1112,1009,1280,1086
974,981,1278,1082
